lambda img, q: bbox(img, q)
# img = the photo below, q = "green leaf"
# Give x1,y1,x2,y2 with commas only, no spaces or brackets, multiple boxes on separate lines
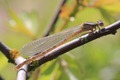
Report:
103,3,120,12
40,60,60,80
98,8,115,24
0,54,8,71
62,54,83,79
7,8,36,39
20,11,40,35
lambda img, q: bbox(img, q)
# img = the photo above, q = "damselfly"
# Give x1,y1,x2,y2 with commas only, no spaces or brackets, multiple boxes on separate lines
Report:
15,20,104,70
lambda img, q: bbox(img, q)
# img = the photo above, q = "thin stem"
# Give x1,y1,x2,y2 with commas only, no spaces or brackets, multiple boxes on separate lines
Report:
43,0,66,37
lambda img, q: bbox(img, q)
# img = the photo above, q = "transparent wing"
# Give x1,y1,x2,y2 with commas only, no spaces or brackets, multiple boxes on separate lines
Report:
21,26,81,56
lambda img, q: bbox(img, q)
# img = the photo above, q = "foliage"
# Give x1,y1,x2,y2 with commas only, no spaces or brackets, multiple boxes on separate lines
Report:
0,0,120,80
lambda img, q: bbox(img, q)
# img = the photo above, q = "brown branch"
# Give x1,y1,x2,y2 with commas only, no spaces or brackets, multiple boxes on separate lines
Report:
28,20,120,71
0,41,14,63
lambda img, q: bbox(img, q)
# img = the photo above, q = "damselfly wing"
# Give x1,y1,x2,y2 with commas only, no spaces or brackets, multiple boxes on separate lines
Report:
20,26,81,57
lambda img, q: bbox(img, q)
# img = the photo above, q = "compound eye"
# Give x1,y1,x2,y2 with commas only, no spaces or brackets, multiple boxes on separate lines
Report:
97,20,104,26
100,22,104,26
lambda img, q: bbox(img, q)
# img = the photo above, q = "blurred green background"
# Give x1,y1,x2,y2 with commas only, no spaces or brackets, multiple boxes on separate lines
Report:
0,0,120,80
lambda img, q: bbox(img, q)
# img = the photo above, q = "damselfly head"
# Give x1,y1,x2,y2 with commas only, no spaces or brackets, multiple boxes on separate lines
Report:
97,20,104,26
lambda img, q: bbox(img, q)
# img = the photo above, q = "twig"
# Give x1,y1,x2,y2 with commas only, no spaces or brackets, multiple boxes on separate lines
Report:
0,42,27,80
15,57,27,80
0,41,14,63
43,0,66,37
28,20,120,71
